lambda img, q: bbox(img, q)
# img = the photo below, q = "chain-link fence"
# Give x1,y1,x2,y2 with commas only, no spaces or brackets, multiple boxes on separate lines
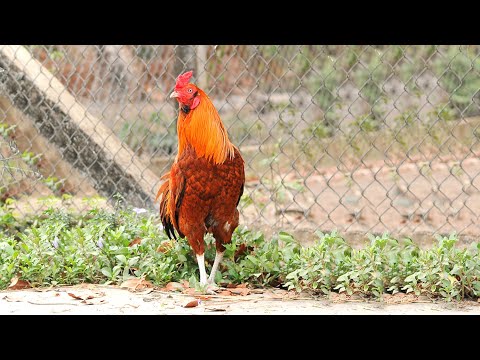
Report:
1,45,480,239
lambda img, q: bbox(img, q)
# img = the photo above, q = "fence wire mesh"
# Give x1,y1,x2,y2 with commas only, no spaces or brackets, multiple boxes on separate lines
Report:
1,45,480,238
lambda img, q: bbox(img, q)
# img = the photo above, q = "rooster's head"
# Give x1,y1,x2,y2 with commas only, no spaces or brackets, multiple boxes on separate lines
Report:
170,71,201,111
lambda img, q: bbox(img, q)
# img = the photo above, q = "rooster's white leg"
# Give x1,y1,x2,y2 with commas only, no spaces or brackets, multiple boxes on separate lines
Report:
208,251,224,285
196,253,208,285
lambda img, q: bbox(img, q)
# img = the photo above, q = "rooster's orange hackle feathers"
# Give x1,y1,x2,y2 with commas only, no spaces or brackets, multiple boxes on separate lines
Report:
176,88,235,165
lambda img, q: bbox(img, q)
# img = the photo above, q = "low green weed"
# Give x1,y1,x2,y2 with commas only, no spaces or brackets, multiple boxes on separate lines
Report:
1,204,479,301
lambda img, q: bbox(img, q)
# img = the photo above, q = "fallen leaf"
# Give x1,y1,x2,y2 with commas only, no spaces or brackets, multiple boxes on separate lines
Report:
129,238,142,247
81,298,106,305
249,288,266,294
195,295,211,301
68,290,105,301
120,278,154,291
226,283,237,289
136,288,154,295
34,286,54,292
165,282,184,292
8,277,31,290
229,288,250,296
120,304,140,310
156,240,174,253
184,299,201,308
3,295,24,302
205,306,228,312
237,283,248,288
219,290,233,296
68,292,94,300
181,280,190,288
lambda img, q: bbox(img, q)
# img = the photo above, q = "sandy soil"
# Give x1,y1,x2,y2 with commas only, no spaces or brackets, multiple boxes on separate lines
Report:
1,284,479,315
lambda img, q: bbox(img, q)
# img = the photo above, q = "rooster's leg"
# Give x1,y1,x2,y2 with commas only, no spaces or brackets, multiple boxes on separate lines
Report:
196,253,208,285
208,251,224,284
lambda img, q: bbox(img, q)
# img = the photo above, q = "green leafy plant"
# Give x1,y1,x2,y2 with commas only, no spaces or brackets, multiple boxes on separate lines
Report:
21,151,42,166
42,176,65,192
0,123,17,138
432,46,480,117
1,204,480,301
119,111,177,155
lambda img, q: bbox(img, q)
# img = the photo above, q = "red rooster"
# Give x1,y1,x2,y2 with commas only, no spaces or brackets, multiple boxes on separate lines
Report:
156,71,245,288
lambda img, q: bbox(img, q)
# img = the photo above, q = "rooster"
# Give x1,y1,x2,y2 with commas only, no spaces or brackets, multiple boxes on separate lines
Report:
156,71,245,288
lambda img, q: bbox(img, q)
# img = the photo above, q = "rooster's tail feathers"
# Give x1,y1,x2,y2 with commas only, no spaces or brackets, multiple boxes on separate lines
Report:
156,173,178,241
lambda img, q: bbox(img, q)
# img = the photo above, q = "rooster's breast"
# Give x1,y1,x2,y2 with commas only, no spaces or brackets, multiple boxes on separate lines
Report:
177,146,244,206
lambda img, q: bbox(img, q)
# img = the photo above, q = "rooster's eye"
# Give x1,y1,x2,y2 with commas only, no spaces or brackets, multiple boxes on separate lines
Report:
187,88,193,93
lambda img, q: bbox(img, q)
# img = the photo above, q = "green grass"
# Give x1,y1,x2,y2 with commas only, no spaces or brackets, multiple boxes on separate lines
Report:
1,200,480,301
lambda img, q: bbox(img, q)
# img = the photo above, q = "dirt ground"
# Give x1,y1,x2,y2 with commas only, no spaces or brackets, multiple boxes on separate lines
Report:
1,284,479,315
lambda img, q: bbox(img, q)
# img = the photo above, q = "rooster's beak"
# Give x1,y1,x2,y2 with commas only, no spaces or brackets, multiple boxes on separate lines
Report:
170,91,179,99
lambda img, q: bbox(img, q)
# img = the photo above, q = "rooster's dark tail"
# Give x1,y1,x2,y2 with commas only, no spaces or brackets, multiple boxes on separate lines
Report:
156,173,178,240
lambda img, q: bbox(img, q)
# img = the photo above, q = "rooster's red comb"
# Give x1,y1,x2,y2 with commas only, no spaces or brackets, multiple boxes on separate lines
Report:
175,71,193,89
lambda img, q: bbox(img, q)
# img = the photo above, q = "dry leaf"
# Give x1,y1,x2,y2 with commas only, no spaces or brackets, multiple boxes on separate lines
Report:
181,280,190,288
226,284,237,289
3,295,24,302
184,299,201,308
249,288,266,294
8,277,31,290
34,287,54,292
205,306,228,312
68,292,94,301
219,290,232,296
136,288,154,295
68,290,105,301
120,278,154,291
237,283,248,288
156,240,174,253
129,237,142,247
229,288,250,296
165,282,184,292
81,298,106,305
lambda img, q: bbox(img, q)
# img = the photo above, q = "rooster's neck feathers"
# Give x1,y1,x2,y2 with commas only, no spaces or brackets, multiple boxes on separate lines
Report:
177,89,235,164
